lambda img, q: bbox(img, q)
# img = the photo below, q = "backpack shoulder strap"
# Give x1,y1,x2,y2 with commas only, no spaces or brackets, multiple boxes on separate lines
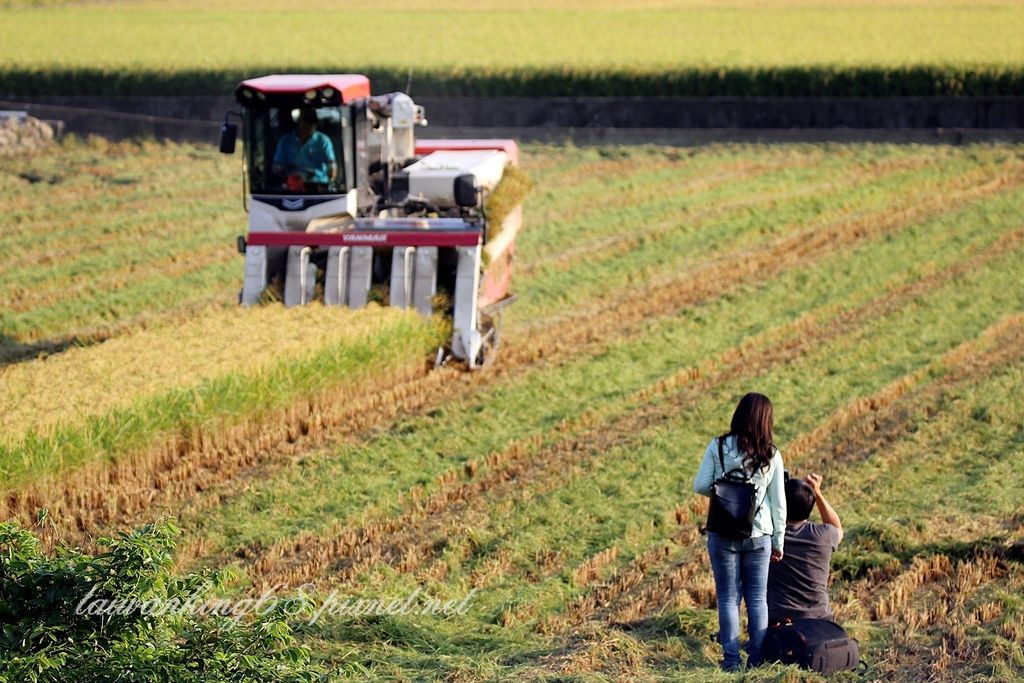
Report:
720,435,754,481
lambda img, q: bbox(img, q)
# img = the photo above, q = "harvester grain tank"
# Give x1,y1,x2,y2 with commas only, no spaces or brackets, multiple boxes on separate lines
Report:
219,74,523,368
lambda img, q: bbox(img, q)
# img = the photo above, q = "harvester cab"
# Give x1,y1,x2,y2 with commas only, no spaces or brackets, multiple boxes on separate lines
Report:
219,74,523,369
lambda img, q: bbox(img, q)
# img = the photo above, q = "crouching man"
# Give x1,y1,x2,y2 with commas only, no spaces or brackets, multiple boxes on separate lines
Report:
764,473,861,674
767,473,843,622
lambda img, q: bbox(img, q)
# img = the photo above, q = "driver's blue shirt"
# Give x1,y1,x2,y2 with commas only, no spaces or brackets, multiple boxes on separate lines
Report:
273,130,336,183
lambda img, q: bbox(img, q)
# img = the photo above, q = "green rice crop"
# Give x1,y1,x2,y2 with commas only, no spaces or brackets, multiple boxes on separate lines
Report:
0,305,443,490
1,2,1023,95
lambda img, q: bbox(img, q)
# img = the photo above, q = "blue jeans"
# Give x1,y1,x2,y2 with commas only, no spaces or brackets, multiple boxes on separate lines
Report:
707,532,771,669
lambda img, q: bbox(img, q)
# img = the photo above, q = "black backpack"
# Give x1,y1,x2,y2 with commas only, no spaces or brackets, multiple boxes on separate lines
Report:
704,436,764,539
762,618,860,675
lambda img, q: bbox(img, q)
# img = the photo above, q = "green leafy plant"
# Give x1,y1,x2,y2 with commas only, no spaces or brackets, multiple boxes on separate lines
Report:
0,518,329,683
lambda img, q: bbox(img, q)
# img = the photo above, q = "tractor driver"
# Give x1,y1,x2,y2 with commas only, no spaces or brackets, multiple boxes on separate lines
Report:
272,108,337,190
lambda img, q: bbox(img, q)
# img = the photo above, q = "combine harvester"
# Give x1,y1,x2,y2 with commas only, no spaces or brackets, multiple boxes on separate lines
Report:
219,74,523,368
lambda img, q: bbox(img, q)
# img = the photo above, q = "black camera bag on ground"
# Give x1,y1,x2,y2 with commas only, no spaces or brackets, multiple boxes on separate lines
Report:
762,618,860,675
704,436,761,539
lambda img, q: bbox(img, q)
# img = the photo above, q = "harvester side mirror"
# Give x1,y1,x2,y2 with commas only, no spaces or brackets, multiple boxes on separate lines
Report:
219,122,238,154
453,173,479,208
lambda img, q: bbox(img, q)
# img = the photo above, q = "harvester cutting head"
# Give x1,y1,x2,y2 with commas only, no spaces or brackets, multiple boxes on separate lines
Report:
220,75,524,369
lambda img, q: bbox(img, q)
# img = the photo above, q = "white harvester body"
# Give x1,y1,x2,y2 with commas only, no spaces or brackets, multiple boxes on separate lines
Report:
221,74,522,368
405,149,508,206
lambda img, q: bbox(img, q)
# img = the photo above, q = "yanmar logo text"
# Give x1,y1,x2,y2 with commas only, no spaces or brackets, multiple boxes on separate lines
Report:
342,233,388,243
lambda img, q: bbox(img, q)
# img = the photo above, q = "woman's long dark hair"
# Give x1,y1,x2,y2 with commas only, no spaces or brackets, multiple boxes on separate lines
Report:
721,392,776,472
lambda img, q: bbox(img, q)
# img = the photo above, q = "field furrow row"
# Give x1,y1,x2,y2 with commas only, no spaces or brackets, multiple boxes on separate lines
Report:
14,147,983,540
240,217,1024,595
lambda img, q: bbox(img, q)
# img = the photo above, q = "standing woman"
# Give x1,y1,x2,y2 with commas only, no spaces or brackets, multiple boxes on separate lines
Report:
693,393,786,672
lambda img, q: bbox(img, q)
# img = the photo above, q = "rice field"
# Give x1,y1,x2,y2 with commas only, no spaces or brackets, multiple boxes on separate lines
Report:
2,1,1024,95
2,138,1024,680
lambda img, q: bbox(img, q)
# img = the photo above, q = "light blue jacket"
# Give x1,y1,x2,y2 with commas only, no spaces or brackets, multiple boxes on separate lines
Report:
693,434,787,552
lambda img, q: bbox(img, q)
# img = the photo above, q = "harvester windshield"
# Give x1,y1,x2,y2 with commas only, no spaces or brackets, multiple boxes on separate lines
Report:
243,106,352,195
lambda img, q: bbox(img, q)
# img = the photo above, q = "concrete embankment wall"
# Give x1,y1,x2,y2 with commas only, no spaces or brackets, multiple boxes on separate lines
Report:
1,95,1022,145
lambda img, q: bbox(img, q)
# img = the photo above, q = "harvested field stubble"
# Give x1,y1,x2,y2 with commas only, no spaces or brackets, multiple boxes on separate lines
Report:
243,190,1024,595
0,138,237,349
516,152,937,290
596,312,1024,629
533,296,1024,637
4,141,1024,680
2,143,974,544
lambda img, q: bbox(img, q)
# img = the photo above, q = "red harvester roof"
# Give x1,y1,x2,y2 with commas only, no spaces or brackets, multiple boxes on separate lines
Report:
238,74,371,103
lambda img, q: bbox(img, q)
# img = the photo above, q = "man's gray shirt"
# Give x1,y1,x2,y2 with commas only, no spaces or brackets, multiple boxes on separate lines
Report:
767,521,841,621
